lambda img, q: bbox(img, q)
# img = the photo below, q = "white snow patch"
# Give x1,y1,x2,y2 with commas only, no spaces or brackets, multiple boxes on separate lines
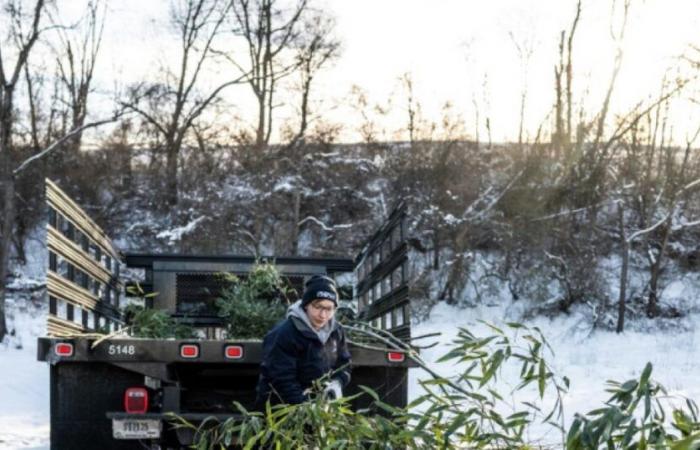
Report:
272,176,299,193
156,216,207,244
442,213,461,226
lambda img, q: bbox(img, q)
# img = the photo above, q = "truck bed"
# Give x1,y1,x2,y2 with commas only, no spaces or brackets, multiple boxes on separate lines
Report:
39,336,416,449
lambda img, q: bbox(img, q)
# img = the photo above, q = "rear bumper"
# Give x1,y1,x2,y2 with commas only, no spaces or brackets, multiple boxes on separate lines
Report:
38,337,419,367
106,412,245,421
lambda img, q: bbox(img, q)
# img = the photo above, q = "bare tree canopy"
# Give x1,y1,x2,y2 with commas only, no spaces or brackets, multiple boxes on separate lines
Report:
122,0,245,205
228,0,308,148
51,0,106,153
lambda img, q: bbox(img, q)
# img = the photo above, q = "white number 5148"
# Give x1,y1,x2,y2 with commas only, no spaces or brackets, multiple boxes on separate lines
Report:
108,344,136,356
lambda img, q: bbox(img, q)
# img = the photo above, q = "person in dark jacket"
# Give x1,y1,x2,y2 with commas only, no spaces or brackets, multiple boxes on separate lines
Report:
255,275,352,407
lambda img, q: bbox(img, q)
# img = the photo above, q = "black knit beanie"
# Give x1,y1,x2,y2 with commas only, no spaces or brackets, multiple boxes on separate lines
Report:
301,275,338,308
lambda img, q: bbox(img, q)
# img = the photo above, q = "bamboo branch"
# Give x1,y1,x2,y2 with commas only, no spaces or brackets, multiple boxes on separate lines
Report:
344,324,475,401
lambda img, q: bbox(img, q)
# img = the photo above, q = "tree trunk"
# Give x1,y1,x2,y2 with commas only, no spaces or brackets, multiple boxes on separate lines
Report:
432,228,440,270
518,90,525,152
297,75,312,145
119,143,133,192
616,205,628,333
256,90,266,148
647,221,671,318
0,165,15,342
291,190,301,255
12,221,26,266
553,31,564,155
165,141,179,206
0,83,15,341
617,242,628,334
565,1,581,149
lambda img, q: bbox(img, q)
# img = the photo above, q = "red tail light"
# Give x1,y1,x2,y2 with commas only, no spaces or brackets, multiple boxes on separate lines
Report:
225,345,243,359
180,344,199,359
124,387,148,414
387,351,405,362
55,343,74,357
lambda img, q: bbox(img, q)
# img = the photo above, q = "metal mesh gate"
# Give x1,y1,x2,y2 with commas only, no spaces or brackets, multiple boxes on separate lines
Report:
175,273,305,315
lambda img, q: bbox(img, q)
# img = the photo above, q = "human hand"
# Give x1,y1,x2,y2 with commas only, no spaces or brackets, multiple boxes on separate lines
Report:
323,379,343,400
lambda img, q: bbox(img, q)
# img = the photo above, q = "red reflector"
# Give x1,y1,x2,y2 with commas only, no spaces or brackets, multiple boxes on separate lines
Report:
55,343,74,357
124,387,148,414
387,352,405,362
225,345,243,359
180,344,199,359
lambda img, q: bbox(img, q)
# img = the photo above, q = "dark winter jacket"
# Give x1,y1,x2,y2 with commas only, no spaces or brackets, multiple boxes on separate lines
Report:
255,301,352,406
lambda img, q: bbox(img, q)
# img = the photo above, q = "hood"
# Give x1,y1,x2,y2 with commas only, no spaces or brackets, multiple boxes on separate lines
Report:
287,300,338,344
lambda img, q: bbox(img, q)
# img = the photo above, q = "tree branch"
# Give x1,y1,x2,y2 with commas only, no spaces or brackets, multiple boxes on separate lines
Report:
13,115,121,176
120,99,168,136
9,0,46,87
183,74,249,129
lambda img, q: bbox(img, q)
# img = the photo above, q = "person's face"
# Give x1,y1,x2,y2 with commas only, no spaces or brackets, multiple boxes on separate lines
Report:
306,299,336,330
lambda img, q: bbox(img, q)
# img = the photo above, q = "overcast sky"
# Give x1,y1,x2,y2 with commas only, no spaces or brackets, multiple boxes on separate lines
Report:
58,0,700,144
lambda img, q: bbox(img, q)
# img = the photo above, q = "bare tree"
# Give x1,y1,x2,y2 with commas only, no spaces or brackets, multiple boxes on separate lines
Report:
508,29,534,152
229,0,308,149
273,12,339,253
0,0,48,341
6,0,106,266
592,0,630,148
52,0,106,154
481,74,493,150
616,128,700,332
123,0,242,205
552,0,580,153
400,72,420,146
13,43,63,264
0,0,122,341
287,10,339,147
23,53,61,153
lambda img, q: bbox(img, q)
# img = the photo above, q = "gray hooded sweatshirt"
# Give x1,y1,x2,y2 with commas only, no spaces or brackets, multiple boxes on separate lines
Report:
286,300,337,344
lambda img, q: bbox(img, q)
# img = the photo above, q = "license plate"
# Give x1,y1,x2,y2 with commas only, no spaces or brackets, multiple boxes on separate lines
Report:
113,418,161,439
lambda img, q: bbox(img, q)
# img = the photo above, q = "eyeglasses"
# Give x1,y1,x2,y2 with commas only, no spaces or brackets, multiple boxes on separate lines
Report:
309,303,336,314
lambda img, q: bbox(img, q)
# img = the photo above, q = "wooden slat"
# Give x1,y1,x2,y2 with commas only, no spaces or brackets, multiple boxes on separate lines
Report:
45,179,124,337
46,178,119,260
47,315,84,336
47,226,118,287
47,271,98,311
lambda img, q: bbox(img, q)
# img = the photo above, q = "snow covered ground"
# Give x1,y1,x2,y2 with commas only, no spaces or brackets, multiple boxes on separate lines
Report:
0,297,49,450
1,298,699,449
408,302,700,446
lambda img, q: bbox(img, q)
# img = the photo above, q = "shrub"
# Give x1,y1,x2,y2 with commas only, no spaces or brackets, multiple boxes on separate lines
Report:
215,262,292,339
123,284,194,339
123,304,194,339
